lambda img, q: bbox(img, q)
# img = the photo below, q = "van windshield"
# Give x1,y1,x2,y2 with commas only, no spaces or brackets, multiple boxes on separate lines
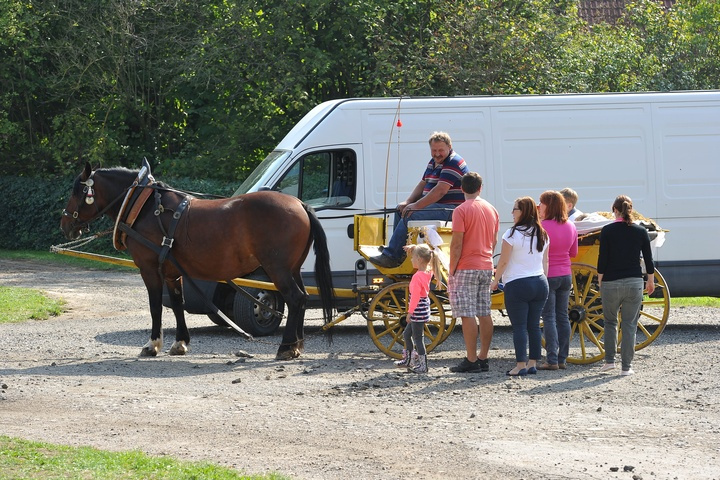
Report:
233,150,291,196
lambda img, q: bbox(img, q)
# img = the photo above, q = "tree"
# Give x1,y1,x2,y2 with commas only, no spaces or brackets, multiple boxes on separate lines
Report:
1,0,718,181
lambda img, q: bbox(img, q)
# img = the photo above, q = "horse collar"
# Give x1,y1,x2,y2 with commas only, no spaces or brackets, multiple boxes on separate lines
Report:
113,173,156,251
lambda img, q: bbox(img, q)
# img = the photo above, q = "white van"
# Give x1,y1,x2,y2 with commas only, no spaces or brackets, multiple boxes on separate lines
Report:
184,91,720,332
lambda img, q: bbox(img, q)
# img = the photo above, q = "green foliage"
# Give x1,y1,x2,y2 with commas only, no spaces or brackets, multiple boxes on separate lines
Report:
1,0,718,184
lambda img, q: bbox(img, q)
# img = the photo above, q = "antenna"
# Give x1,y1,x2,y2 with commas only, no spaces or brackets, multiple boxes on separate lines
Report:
383,97,404,214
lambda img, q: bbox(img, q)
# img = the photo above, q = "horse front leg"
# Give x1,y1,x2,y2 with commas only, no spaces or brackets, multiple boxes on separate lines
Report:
139,270,165,357
166,276,190,356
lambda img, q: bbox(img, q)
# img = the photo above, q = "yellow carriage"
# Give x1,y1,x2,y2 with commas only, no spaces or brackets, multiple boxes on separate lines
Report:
54,213,670,365
351,215,670,364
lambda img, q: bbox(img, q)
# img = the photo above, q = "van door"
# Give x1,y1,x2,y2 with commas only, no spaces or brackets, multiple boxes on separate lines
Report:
270,147,363,290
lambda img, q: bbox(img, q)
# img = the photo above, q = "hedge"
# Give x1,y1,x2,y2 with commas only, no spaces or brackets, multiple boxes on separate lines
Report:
0,173,238,254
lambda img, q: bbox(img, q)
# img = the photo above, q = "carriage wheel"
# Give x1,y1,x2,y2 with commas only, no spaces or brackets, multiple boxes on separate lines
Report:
565,264,671,364
633,268,670,351
367,282,446,359
566,264,605,364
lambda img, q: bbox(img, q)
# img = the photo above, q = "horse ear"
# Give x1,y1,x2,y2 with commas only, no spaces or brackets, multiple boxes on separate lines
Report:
82,162,92,180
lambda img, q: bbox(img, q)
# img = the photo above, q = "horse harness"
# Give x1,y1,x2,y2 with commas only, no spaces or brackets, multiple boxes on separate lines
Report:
113,165,287,340
66,162,292,342
113,162,189,269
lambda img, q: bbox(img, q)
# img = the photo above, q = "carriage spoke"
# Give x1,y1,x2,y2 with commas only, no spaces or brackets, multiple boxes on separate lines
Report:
638,309,663,324
582,322,603,349
578,325,589,359
637,321,653,339
373,322,400,339
633,270,670,351
567,264,606,364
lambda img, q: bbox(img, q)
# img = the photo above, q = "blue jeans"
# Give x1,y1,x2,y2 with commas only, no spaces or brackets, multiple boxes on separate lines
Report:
601,277,643,370
541,275,572,365
381,203,454,259
504,275,549,363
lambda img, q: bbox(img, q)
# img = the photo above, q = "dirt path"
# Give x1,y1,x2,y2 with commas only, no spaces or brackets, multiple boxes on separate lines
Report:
1,259,719,479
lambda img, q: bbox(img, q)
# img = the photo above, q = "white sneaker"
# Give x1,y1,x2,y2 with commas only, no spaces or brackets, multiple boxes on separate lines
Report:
599,363,616,372
620,368,635,376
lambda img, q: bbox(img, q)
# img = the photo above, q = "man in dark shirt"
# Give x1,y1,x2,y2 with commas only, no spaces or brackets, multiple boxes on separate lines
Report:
370,131,469,268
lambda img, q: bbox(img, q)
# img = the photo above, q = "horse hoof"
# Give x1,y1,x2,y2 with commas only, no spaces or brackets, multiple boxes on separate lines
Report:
140,337,163,357
169,341,188,356
275,348,301,360
275,350,294,361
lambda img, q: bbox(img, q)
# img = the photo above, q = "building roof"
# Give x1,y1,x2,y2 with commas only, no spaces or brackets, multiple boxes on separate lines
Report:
578,0,675,25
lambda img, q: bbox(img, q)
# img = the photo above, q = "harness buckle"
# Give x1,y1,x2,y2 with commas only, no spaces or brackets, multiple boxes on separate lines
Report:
161,236,174,248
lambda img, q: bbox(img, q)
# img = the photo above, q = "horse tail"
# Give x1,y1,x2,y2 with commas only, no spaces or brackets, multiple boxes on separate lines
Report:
305,204,335,327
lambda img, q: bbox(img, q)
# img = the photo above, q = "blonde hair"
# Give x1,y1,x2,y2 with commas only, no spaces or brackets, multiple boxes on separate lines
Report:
406,244,442,278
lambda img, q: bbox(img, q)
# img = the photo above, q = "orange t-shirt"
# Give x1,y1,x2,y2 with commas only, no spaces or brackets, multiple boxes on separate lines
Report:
452,198,499,270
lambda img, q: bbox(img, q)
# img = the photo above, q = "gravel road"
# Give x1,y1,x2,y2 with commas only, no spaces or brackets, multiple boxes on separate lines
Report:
1,258,719,479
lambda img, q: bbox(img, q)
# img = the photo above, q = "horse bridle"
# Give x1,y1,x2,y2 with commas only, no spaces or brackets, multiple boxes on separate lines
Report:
62,171,128,233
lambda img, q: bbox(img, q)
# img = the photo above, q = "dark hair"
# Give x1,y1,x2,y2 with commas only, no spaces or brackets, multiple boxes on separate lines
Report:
539,190,568,223
461,172,483,194
511,196,548,253
612,194,633,225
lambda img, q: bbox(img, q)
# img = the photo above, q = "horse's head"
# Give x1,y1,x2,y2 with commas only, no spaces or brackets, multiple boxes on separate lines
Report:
60,162,101,240
60,162,150,240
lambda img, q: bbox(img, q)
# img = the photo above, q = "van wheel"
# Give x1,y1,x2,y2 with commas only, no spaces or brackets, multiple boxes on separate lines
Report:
232,282,285,337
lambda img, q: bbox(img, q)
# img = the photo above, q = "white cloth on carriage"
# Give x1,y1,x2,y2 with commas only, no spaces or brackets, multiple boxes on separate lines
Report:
574,213,665,249
573,213,613,235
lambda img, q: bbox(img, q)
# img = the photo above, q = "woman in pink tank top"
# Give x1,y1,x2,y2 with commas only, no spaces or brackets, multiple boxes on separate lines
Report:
537,191,578,370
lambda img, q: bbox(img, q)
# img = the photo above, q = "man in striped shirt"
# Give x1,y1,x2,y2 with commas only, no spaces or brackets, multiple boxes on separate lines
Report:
370,131,469,268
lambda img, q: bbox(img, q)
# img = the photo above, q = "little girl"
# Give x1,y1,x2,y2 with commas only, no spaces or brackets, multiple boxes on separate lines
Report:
394,243,440,374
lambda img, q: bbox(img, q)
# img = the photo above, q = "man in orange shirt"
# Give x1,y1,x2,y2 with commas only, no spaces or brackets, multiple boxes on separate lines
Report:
448,172,499,372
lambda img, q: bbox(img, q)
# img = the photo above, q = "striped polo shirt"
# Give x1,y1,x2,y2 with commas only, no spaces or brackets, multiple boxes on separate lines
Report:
421,150,468,205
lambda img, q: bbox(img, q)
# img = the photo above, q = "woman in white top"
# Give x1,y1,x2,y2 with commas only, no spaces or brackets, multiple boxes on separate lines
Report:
491,197,549,376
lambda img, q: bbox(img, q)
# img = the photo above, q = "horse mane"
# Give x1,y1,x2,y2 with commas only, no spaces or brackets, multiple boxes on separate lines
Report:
74,166,173,196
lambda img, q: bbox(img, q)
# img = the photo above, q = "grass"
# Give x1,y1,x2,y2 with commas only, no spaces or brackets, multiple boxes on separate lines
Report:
0,249,135,271
0,249,132,325
0,286,65,324
0,436,289,480
671,296,720,307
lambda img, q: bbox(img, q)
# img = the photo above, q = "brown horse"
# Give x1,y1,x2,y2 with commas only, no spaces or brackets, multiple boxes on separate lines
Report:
60,162,334,359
